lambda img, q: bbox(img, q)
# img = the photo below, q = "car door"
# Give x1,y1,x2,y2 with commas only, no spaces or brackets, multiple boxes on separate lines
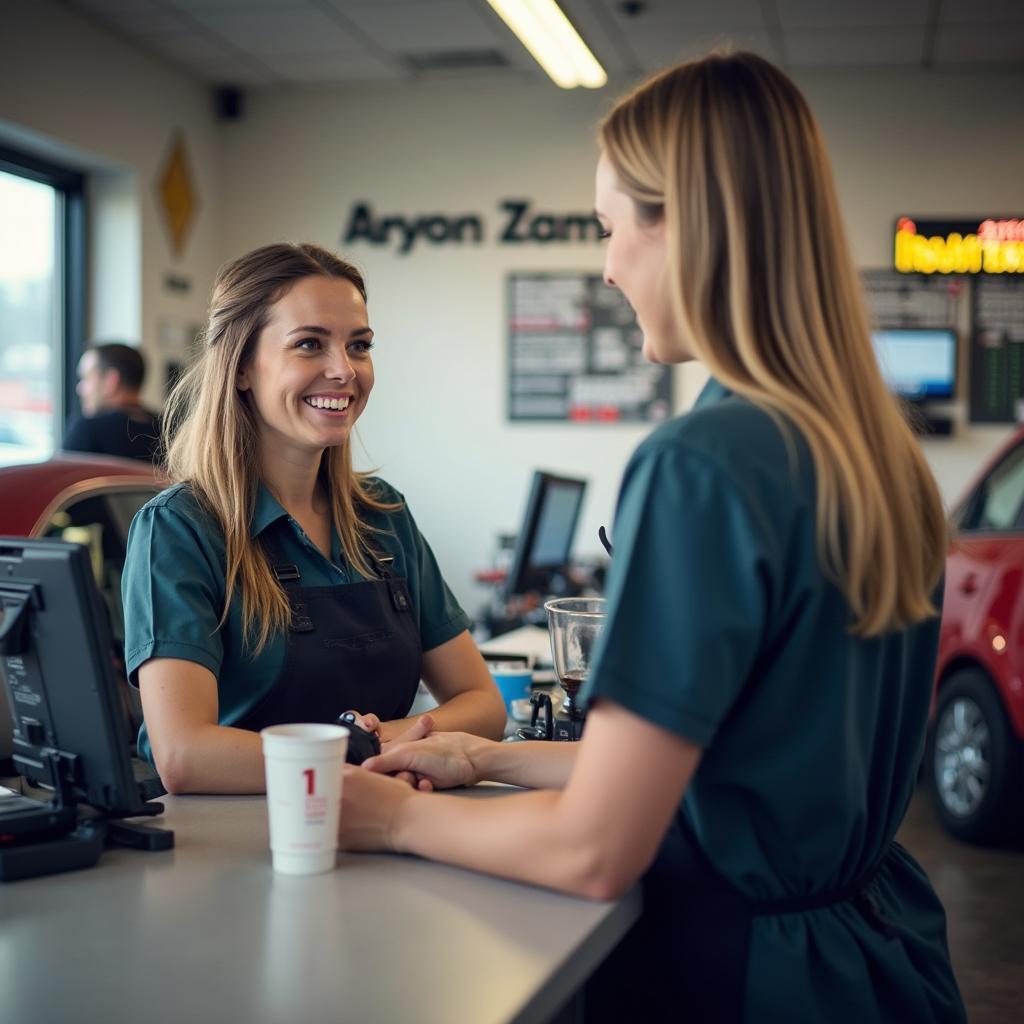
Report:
943,439,1024,667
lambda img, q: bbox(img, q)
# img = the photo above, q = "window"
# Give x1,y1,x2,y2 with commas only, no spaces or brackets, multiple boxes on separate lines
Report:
960,442,1024,533
0,148,84,467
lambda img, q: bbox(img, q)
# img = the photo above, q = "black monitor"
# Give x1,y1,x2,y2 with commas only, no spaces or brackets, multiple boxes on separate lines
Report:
0,537,169,880
506,471,586,598
871,328,957,400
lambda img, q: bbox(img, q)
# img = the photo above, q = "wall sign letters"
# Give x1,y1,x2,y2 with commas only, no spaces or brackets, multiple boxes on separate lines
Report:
342,200,602,254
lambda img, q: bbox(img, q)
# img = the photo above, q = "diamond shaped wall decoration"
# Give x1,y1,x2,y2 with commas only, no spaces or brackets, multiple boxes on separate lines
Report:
157,132,197,258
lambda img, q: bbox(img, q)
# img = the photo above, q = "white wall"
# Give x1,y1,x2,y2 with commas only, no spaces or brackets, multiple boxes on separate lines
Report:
221,69,1024,611
0,0,223,411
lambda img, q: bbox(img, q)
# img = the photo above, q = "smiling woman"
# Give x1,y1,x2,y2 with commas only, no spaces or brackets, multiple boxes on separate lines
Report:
120,242,506,795
236,277,374,460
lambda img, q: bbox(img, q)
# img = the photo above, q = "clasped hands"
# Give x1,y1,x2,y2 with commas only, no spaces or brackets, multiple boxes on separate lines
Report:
338,713,482,852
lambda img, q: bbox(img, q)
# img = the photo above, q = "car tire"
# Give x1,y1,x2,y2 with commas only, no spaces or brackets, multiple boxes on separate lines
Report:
927,668,1023,845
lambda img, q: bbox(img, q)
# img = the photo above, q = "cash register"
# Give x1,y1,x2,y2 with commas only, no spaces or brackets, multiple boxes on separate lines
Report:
0,537,173,882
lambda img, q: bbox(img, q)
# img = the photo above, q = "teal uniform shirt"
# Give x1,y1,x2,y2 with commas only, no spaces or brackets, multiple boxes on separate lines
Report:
123,479,470,764
583,379,964,1022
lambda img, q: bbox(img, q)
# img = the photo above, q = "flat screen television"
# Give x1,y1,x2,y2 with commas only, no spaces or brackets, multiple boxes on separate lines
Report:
0,537,169,880
871,328,957,401
505,471,587,598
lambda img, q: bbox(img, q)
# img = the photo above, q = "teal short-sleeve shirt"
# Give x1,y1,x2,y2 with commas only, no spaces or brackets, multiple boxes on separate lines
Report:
583,379,964,1022
123,478,470,761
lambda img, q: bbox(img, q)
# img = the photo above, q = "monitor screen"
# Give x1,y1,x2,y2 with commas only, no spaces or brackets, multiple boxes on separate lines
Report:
871,329,957,400
0,537,148,818
506,472,586,597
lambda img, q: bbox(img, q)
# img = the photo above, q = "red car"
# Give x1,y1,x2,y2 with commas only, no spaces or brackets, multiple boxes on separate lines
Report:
0,454,163,762
930,427,1024,844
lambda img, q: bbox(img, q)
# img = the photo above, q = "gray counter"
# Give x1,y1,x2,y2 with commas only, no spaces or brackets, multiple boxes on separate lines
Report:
0,790,640,1024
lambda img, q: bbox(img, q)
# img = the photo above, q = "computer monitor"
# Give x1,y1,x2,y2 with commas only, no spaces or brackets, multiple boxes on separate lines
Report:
0,537,166,879
505,471,586,598
871,328,957,400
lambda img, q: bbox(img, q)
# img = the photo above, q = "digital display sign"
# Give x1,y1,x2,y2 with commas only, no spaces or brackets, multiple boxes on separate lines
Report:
894,217,1024,275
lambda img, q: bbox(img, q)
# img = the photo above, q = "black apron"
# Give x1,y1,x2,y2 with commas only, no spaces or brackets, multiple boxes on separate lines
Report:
584,814,896,1023
234,531,422,732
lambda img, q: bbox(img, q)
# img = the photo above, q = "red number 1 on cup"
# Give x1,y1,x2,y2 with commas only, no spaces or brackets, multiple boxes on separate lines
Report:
303,768,315,796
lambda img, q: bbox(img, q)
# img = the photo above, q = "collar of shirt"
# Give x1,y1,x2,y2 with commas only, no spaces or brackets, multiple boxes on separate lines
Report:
694,376,731,409
250,484,290,538
248,484,347,576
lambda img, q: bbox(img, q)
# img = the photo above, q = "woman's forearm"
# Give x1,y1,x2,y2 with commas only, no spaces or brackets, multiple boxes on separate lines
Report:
381,688,506,743
390,788,614,899
471,738,579,789
155,724,267,794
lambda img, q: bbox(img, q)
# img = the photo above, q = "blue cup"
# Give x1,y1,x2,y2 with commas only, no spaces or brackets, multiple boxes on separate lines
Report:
489,662,533,713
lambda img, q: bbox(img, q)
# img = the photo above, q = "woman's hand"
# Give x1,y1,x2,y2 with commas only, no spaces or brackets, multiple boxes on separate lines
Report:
339,766,418,851
380,713,434,751
363,732,483,792
379,714,435,788
341,711,381,737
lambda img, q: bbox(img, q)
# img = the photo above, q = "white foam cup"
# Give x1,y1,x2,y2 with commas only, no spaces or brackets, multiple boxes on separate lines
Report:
261,723,350,876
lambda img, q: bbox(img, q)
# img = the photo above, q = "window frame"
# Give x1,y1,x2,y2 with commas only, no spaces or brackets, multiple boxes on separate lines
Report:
0,145,86,440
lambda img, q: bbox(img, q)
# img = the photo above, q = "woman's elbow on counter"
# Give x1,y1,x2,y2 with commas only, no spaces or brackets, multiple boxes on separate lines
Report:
552,834,640,902
572,861,637,902
150,744,195,795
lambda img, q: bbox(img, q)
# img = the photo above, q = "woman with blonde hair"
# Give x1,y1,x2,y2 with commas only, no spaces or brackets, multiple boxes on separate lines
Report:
122,242,506,794
339,53,965,1022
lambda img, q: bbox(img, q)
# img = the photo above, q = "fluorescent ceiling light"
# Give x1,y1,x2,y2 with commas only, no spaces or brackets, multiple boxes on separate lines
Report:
487,0,607,89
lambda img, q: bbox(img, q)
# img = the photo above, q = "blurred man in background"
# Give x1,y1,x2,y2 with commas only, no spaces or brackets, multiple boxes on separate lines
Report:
63,342,160,462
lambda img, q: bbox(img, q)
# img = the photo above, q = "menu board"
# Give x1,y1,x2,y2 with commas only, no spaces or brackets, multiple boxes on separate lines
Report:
861,269,966,328
969,276,1024,423
507,273,672,423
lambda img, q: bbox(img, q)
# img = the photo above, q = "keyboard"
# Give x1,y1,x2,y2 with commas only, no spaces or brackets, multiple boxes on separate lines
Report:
0,788,50,819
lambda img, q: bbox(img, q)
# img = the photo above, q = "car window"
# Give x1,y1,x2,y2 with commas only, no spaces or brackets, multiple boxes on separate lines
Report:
41,486,160,744
962,443,1024,533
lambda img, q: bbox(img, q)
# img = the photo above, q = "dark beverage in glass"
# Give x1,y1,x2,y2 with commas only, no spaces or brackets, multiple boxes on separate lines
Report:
544,598,605,742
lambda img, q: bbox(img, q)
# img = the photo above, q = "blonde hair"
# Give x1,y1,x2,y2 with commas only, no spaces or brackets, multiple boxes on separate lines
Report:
600,52,946,635
162,242,398,655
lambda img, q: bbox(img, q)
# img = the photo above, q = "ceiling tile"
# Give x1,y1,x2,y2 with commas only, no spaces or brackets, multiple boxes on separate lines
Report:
107,11,195,35
594,0,766,31
146,30,245,63
932,24,1024,64
784,27,926,67
260,51,403,81
166,0,315,9
942,0,1024,25
185,6,361,54
776,0,930,31
71,0,164,13
337,2,502,52
624,28,780,68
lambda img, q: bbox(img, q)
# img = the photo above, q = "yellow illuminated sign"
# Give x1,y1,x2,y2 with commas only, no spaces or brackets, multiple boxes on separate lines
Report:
894,217,1024,274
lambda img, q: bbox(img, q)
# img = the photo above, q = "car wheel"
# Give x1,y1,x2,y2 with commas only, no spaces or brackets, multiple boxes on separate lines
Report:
927,668,1023,844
